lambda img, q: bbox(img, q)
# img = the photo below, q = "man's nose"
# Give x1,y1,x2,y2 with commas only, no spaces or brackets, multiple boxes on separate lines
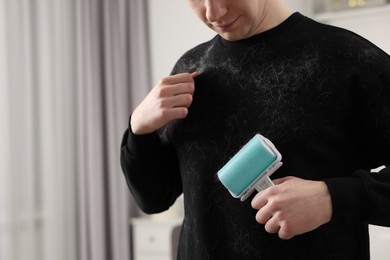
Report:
204,0,228,23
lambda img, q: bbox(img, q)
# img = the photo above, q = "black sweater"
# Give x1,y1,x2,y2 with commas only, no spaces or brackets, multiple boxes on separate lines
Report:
121,13,390,259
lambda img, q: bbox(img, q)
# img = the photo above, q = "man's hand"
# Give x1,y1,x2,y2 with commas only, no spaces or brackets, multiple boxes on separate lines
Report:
251,176,333,240
131,72,198,135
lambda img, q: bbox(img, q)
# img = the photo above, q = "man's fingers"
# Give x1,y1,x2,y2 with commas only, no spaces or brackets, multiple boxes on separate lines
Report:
156,81,194,98
165,107,189,120
264,214,294,240
251,189,269,210
169,82,195,96
278,226,294,240
255,208,273,224
156,72,198,98
191,71,200,78
272,176,295,185
162,94,193,108
264,217,280,234
161,72,197,85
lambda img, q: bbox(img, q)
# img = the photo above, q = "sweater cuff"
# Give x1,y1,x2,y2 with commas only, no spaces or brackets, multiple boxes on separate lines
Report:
323,175,369,220
125,125,162,157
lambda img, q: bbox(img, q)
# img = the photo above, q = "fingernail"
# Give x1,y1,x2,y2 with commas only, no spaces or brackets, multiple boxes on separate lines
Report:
191,71,199,77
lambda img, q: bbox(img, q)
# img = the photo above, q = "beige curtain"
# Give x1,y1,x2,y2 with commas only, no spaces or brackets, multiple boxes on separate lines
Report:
0,0,150,259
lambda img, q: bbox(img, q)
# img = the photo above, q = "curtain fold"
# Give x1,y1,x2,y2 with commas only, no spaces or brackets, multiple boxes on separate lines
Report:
0,0,150,259
129,0,152,106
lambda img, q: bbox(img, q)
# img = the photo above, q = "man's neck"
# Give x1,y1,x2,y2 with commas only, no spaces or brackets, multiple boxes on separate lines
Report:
258,1,294,34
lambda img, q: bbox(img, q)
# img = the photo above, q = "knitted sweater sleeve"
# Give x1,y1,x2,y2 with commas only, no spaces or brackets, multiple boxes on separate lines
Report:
324,168,390,226
120,127,182,214
324,47,390,226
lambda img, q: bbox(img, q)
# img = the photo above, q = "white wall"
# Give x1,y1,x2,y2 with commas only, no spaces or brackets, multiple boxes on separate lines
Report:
147,0,215,85
315,5,390,54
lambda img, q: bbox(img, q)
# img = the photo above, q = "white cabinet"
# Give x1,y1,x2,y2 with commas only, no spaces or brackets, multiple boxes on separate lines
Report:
370,225,390,260
131,218,182,260
130,218,390,260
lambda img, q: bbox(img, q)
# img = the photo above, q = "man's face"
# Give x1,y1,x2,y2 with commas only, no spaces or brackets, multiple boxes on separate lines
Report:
188,0,268,41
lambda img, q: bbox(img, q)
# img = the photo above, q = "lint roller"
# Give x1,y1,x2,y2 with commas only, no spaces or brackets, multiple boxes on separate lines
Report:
217,134,283,201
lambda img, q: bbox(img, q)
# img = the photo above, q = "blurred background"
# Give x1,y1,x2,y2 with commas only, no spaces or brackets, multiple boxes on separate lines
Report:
1,0,390,260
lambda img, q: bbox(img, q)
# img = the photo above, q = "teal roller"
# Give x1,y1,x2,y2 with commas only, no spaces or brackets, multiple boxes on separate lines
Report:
217,134,283,201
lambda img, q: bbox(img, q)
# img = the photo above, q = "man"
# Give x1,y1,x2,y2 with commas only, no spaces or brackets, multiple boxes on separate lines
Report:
121,0,390,259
